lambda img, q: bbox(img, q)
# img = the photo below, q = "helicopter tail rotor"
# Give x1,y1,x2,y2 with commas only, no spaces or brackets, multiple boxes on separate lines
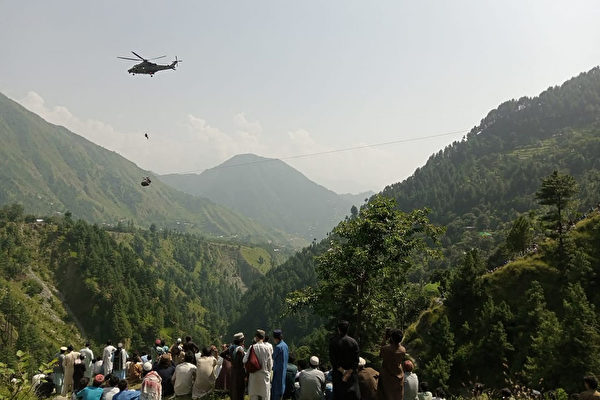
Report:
171,56,183,69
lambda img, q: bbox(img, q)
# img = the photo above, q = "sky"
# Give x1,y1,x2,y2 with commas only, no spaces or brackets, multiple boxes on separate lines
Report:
1,1,600,193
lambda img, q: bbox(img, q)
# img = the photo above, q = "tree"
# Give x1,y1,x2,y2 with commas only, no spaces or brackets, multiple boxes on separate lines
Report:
535,171,577,255
287,195,443,347
422,354,451,391
556,283,600,392
445,250,486,335
506,215,533,255
522,281,562,389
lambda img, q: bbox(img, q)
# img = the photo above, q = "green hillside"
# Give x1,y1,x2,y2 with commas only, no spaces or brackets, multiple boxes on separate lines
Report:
0,203,281,369
405,211,600,394
382,68,600,254
0,93,296,245
229,67,600,350
160,154,371,241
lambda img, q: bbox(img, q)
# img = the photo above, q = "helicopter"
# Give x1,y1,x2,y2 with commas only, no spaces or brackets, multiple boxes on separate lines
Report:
117,51,182,76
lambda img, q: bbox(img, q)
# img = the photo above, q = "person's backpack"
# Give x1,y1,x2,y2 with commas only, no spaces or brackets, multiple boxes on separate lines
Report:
244,345,261,373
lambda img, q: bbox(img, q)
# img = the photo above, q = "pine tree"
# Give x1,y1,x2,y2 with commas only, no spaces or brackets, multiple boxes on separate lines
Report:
535,171,577,258
522,281,562,389
506,215,533,255
557,283,600,391
445,250,486,339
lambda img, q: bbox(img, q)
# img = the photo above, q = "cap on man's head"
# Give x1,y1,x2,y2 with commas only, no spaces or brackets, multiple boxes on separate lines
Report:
94,374,105,384
117,343,123,348
155,339,161,346
143,362,152,372
60,346,68,351
233,332,245,341
273,329,282,339
177,338,182,343
309,356,320,367
358,357,366,367
255,329,265,339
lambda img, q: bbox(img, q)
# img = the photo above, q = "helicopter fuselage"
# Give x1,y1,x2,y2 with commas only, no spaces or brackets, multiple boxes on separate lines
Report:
128,60,177,76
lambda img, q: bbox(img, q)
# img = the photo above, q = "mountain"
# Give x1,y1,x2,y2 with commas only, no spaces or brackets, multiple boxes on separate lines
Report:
160,154,372,240
382,67,600,231
0,93,294,245
229,66,600,345
0,204,289,368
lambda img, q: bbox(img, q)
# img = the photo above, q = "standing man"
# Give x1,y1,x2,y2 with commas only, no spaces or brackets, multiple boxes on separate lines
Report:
80,342,94,383
271,329,289,400
54,346,67,394
113,343,128,380
103,340,117,376
329,320,360,400
170,338,184,365
243,329,273,400
62,345,80,395
229,333,246,400
378,328,405,400
183,336,200,354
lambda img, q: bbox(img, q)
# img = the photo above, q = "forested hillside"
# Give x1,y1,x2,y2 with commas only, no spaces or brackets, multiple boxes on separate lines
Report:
160,154,370,241
230,67,600,356
406,209,600,393
232,179,600,395
0,93,295,245
383,68,600,256
0,203,282,369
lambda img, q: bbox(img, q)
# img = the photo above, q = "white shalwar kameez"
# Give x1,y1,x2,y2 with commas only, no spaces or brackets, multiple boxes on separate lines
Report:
103,345,116,375
243,341,273,400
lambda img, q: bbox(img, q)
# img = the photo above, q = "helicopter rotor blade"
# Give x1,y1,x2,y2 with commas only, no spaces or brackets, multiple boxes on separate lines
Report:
131,51,146,61
117,57,141,61
148,55,167,61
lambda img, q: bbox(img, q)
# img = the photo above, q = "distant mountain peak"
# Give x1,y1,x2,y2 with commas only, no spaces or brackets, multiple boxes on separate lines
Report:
160,153,366,240
215,153,279,168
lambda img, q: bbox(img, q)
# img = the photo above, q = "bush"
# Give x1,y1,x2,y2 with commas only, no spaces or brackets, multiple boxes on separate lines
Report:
0,350,53,400
23,279,43,297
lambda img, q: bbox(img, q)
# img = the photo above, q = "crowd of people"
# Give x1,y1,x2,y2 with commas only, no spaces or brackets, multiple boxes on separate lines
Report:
32,321,599,400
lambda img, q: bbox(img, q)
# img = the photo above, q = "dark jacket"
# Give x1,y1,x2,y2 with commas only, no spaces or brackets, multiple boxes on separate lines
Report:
329,334,360,400
154,364,176,395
